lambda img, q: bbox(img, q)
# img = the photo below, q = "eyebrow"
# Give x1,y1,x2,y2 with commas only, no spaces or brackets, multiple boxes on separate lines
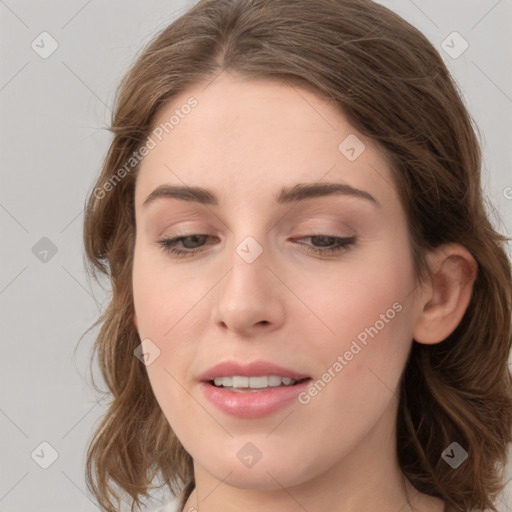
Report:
142,182,381,208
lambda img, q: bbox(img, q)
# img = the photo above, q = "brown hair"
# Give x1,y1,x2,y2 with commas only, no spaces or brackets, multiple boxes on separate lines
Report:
82,1,512,511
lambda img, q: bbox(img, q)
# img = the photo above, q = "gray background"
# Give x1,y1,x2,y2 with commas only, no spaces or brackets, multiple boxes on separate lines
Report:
1,0,511,511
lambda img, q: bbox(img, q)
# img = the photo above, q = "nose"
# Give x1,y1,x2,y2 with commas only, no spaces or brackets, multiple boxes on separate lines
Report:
211,239,286,337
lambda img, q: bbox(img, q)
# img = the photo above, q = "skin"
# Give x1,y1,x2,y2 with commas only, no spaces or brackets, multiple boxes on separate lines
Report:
132,72,477,512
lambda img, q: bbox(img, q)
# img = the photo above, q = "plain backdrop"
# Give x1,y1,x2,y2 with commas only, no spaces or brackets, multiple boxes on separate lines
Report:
1,1,511,511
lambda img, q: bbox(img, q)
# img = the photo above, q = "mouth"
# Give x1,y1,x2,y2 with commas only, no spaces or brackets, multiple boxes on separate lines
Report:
200,376,314,418
206,375,312,393
197,360,313,417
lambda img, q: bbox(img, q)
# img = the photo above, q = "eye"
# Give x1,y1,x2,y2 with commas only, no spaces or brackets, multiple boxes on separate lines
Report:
156,233,356,258
156,234,213,257
294,235,356,256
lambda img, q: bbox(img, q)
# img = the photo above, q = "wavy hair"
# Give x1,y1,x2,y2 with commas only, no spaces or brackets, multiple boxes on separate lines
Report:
82,1,512,511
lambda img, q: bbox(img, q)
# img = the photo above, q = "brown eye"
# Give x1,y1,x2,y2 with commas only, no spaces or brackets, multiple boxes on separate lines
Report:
295,235,357,256
157,234,213,256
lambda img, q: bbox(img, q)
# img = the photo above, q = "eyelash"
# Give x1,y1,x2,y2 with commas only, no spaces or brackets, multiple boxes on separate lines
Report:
156,234,356,258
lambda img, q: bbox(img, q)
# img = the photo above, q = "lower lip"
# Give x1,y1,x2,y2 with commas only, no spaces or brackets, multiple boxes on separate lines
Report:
199,379,312,419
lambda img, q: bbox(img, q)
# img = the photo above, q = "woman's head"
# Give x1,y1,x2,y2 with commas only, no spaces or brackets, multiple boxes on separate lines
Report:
83,1,512,511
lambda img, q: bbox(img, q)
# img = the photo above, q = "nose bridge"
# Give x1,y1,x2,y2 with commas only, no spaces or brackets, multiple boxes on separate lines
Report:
223,232,272,305
228,207,282,281
211,228,285,333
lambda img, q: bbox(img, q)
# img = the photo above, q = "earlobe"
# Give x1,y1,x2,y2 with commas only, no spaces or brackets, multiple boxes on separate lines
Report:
413,244,478,345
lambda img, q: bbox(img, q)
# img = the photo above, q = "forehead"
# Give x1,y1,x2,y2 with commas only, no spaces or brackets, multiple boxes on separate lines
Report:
134,73,398,212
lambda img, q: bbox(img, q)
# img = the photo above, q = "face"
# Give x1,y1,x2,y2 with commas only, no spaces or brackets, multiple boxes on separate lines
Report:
132,72,423,491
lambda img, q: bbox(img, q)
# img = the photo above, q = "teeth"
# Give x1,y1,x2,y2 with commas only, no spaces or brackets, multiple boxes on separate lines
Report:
233,376,249,388
213,375,298,388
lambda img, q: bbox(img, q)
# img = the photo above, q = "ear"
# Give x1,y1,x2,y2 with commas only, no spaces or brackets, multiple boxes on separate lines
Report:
413,243,478,344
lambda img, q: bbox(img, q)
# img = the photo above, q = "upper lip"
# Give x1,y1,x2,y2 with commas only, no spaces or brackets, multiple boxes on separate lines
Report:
198,360,311,382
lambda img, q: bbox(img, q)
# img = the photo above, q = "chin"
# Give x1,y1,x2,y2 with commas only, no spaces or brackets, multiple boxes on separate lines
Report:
199,451,317,492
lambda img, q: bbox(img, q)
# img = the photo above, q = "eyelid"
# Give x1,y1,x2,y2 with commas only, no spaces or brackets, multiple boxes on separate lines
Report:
155,222,212,239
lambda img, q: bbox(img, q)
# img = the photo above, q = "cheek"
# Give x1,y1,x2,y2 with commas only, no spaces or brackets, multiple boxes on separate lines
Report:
305,237,415,390
308,240,413,342
132,245,192,336
132,247,206,386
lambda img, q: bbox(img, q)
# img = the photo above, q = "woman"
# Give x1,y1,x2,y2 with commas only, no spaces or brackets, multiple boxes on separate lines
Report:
82,1,512,511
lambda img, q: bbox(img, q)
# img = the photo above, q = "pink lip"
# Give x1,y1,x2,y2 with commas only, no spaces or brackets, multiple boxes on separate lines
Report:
197,359,311,419
197,359,310,381
199,378,312,419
